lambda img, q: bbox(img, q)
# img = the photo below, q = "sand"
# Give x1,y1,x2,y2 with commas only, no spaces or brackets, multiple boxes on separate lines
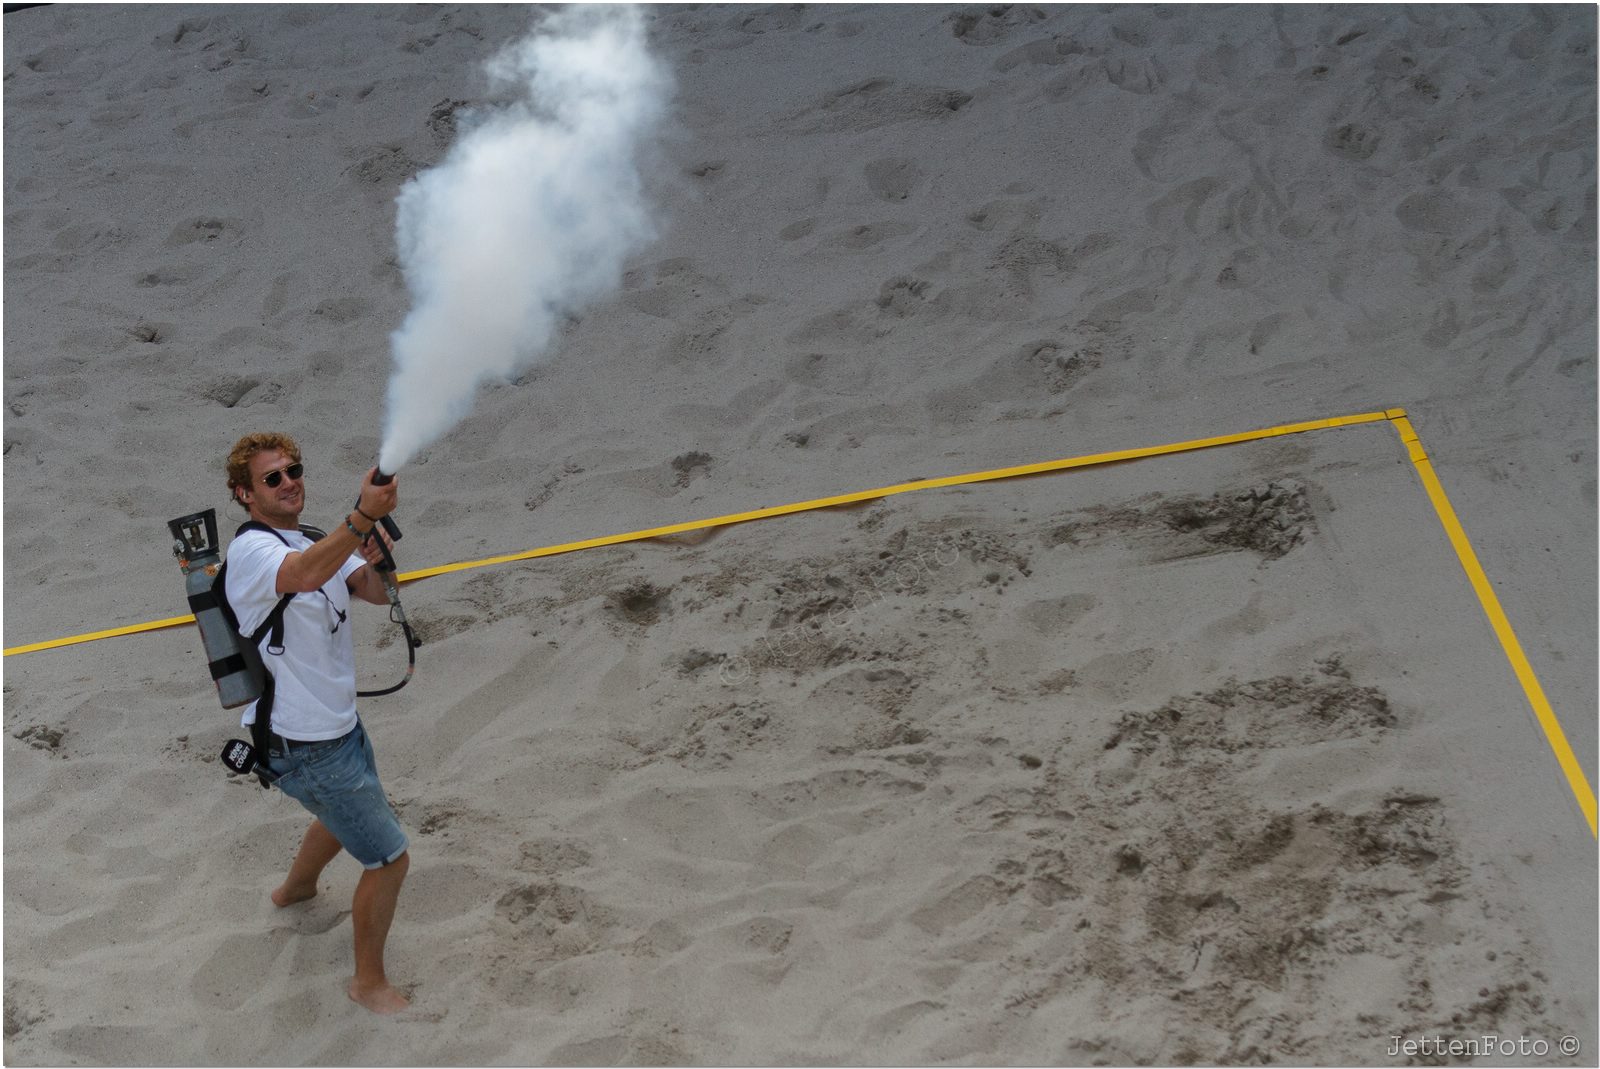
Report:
3,4,1595,1065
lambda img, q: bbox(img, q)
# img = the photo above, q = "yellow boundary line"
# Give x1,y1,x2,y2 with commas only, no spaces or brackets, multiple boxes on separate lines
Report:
4,407,1592,836
1388,416,1598,838
3,410,1387,656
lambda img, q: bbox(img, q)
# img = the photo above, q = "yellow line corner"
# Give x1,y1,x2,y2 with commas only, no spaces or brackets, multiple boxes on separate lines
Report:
1389,416,1597,837
7,407,1587,837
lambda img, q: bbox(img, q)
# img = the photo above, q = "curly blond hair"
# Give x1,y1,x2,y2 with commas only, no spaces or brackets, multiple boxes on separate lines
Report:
225,432,302,509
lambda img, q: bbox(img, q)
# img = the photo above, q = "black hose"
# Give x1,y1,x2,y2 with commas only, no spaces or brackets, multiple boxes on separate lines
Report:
358,615,418,698
355,497,420,697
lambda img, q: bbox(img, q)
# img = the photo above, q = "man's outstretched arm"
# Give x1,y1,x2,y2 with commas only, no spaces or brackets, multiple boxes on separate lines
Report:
275,469,397,595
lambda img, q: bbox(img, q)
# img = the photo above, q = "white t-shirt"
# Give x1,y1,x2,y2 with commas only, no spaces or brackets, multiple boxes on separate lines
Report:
224,525,367,741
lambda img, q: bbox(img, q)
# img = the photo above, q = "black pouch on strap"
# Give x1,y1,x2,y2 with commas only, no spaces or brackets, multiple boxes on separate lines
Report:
220,737,257,775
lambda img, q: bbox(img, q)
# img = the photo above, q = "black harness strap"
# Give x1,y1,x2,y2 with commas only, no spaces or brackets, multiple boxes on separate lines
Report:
232,521,309,787
237,600,290,788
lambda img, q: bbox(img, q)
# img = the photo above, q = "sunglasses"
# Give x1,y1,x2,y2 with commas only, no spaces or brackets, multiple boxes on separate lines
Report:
259,462,304,488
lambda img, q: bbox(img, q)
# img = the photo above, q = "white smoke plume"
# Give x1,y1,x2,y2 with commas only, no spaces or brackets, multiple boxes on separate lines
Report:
378,6,669,474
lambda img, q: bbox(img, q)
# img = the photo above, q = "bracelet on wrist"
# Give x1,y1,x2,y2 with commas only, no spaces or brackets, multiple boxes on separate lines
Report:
354,505,378,523
345,516,373,539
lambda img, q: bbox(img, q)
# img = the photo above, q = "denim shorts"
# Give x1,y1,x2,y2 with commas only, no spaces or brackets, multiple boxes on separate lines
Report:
261,721,408,869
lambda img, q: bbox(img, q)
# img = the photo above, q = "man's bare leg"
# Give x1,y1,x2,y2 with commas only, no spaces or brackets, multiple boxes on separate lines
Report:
348,850,410,1014
272,820,342,907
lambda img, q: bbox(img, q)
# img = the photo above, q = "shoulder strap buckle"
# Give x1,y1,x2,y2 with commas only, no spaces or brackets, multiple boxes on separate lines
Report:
233,521,298,656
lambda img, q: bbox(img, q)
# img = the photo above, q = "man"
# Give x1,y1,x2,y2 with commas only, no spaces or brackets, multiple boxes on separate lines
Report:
223,431,410,1015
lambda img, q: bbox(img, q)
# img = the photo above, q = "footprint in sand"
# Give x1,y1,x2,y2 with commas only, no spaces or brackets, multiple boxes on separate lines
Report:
426,97,472,147
785,77,973,134
1395,190,1474,235
670,450,713,488
993,35,1086,73
197,375,264,409
1144,176,1224,234
965,195,1043,234
135,264,203,288
310,295,367,325
346,144,418,188
191,928,293,1009
786,303,884,349
946,6,1052,46
1101,55,1163,94
779,350,846,393
1324,122,1381,161
875,275,930,318
1020,593,1096,634
623,257,729,319
863,157,924,202
260,271,297,319
910,875,1011,936
162,216,239,247
1130,97,1205,182
779,218,816,241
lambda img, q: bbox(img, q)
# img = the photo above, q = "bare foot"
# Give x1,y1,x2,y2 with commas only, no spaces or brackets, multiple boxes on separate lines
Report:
348,978,410,1015
270,881,318,907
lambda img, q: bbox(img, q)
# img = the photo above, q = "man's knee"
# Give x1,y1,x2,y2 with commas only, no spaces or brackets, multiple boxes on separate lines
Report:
360,850,408,891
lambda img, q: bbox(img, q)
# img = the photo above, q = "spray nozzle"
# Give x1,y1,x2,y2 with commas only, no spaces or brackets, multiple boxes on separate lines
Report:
359,464,403,573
